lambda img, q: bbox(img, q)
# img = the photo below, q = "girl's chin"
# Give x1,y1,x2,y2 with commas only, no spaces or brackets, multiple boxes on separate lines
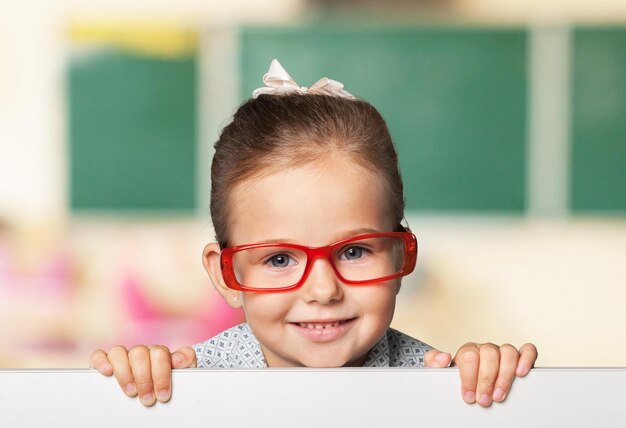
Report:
294,352,368,368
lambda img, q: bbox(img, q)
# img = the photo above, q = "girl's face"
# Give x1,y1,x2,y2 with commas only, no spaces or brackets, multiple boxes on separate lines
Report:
204,154,400,367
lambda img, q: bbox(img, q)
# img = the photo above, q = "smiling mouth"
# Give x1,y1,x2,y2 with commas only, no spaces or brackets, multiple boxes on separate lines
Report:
292,318,356,330
289,318,357,342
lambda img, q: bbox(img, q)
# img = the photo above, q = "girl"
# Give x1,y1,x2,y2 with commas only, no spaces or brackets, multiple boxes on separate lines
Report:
90,59,537,407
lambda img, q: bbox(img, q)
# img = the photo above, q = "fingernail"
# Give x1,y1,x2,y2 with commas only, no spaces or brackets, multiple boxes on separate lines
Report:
172,353,183,364
479,394,492,406
464,391,476,403
140,393,155,405
125,382,137,396
157,389,170,402
516,364,529,376
493,388,506,402
102,363,113,374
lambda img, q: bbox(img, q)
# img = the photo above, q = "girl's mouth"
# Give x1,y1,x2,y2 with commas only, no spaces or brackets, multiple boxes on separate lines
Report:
289,318,357,342
296,319,349,329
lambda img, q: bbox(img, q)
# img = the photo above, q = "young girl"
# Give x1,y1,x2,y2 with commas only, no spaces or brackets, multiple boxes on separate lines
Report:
90,59,537,408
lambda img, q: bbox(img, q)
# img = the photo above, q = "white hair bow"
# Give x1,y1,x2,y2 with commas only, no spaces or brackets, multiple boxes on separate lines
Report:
252,59,356,100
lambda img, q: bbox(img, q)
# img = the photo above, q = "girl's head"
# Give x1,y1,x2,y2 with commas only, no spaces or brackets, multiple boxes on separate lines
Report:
202,66,414,367
210,93,405,248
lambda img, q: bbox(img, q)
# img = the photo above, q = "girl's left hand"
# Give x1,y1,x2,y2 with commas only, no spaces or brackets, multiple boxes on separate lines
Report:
424,342,538,407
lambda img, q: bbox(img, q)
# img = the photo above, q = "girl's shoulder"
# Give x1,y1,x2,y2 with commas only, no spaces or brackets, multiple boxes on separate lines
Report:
192,323,267,368
364,328,433,368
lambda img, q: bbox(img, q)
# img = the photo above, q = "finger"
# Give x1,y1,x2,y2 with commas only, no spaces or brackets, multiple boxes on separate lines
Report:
89,349,113,376
424,349,452,368
171,346,198,369
128,345,155,406
516,343,538,377
149,346,173,403
475,343,500,407
107,345,137,397
453,343,480,404
492,344,519,402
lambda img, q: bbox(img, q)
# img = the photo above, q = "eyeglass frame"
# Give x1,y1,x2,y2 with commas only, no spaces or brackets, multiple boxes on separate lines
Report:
219,230,418,292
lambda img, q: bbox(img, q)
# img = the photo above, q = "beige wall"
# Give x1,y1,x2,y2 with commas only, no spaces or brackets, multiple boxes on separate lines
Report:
457,0,626,22
393,217,626,367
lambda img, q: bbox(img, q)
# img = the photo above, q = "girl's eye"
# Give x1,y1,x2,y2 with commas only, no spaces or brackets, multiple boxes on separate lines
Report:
341,246,367,260
266,254,294,268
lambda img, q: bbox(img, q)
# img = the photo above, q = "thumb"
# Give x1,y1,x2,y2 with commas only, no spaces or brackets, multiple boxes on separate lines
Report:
424,349,452,368
171,346,197,369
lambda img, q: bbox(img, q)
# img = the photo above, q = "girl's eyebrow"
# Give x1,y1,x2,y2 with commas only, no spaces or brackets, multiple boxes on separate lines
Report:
259,228,382,245
333,227,382,241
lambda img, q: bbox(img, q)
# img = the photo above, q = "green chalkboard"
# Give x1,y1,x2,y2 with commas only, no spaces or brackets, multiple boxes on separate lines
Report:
69,49,197,211
571,27,626,213
240,26,527,212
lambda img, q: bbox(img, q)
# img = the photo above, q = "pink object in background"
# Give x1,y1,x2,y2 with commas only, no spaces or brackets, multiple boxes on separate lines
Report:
0,240,80,366
118,274,244,350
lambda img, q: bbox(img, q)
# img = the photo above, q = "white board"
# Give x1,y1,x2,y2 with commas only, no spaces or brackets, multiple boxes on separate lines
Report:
1,368,625,427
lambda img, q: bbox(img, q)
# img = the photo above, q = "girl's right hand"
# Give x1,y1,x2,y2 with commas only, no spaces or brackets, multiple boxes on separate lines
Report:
89,345,197,407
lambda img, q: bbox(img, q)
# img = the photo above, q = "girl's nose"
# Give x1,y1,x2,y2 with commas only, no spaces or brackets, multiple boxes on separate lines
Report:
300,257,343,305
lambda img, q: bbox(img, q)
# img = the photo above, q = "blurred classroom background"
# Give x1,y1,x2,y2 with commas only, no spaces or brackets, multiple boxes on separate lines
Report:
1,0,625,368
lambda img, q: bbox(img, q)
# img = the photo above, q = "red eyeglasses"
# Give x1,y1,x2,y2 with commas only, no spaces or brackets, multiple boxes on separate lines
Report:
220,231,418,292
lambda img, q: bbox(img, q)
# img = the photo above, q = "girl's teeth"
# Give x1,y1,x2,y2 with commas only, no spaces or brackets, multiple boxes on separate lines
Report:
299,321,342,329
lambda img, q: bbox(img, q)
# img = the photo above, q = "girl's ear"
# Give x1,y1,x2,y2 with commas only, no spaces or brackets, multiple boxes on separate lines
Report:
202,242,243,308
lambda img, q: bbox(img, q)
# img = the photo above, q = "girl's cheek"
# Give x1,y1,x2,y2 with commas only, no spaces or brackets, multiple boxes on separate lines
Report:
243,293,291,318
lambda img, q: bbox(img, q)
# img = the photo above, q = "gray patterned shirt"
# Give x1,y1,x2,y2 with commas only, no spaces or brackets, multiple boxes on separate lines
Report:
193,323,432,368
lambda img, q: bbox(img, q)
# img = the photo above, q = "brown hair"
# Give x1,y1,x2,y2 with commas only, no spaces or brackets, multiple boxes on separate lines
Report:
211,94,405,248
